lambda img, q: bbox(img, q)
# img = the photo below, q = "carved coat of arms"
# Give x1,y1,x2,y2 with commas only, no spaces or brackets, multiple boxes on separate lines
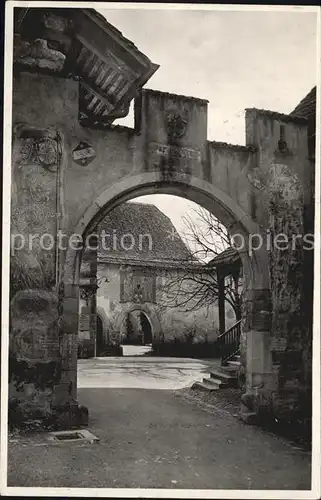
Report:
20,137,59,171
72,142,96,166
165,109,188,139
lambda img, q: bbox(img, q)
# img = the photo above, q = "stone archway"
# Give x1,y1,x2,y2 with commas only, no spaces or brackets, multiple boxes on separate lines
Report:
64,173,269,289
95,307,112,356
95,306,111,341
9,7,311,430
61,172,272,422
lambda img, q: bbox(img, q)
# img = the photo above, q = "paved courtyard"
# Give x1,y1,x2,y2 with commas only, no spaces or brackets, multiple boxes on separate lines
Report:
77,353,214,389
7,355,311,490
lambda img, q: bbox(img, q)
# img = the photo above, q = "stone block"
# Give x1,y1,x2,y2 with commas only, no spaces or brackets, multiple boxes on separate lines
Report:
52,383,73,406
239,403,258,425
60,311,79,334
64,284,80,299
246,330,272,375
252,310,272,331
78,339,95,359
8,384,53,425
14,36,66,72
60,334,78,369
51,402,89,430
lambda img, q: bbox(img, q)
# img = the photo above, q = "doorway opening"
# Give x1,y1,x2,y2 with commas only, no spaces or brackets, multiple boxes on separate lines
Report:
141,312,153,345
96,314,104,356
120,309,154,357
76,190,250,364
122,310,153,346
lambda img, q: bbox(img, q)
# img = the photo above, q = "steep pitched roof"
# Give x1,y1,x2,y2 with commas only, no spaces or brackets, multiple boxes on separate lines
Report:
291,86,316,120
97,202,194,264
207,247,240,268
291,86,316,159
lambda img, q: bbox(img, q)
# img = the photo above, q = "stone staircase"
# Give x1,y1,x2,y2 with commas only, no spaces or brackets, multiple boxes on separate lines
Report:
192,354,241,392
192,319,242,392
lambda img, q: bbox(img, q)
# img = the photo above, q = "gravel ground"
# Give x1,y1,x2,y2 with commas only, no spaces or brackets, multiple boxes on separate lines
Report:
177,386,311,451
178,386,243,416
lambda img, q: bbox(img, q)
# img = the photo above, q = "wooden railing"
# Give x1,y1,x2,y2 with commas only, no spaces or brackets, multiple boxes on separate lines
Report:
217,319,242,365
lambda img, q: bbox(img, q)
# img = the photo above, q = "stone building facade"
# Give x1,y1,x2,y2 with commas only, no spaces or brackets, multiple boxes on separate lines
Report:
8,6,315,429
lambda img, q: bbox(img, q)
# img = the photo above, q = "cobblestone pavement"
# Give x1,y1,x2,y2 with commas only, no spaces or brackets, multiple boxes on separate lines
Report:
7,358,311,490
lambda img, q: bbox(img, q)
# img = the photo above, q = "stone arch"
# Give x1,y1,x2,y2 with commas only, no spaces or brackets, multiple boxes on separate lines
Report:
63,172,270,292
61,172,272,411
96,306,112,343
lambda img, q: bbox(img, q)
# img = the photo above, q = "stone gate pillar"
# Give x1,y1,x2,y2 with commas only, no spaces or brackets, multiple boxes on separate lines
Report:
240,286,274,420
9,122,64,425
78,235,98,358
240,107,311,423
52,280,88,428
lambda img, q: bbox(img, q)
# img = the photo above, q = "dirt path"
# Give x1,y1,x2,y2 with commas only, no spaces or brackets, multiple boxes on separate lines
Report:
8,387,311,490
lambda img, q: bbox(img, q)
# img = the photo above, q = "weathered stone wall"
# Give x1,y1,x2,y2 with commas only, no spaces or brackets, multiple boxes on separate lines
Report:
10,76,64,422
242,109,312,423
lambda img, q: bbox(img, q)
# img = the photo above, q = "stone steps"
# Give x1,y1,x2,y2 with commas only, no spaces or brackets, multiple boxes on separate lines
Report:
191,359,241,392
226,359,241,369
191,379,220,392
209,369,237,388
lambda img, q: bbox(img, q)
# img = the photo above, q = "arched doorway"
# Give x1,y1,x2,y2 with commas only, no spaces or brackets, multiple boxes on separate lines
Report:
96,314,104,356
123,311,140,345
64,174,269,292
141,312,152,345
63,175,271,417
121,309,154,346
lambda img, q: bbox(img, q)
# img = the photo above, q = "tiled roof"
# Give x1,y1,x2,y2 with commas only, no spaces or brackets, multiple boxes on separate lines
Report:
291,86,316,120
291,86,316,159
97,202,194,264
206,247,240,267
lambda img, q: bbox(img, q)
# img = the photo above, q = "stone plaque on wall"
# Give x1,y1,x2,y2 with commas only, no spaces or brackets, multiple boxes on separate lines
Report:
148,142,201,175
271,337,287,352
271,337,287,365
14,327,60,363
10,290,60,363
79,313,90,331
120,268,156,303
11,127,61,291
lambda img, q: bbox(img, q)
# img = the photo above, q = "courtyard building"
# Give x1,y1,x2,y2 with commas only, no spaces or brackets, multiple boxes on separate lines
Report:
78,201,236,358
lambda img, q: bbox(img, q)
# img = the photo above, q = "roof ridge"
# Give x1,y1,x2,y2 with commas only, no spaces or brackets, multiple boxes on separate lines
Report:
245,107,307,124
127,201,160,207
290,86,316,117
143,88,209,105
84,9,152,63
96,201,194,261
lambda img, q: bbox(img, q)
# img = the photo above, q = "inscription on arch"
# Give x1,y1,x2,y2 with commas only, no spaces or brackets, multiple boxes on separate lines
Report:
148,142,201,174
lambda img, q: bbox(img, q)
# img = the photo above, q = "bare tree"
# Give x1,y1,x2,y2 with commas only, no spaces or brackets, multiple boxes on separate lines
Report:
160,206,242,320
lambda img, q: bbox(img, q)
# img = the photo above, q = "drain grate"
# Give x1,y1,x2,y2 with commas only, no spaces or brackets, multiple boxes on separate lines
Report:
47,429,99,444
55,432,83,441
